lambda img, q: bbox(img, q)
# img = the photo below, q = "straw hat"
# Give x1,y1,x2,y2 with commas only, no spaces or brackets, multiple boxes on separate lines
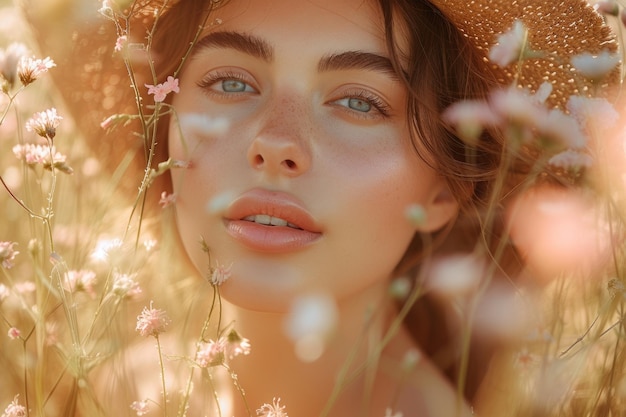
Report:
20,0,621,177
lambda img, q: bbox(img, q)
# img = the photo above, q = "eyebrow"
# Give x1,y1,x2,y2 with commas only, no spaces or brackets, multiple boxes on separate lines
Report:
194,31,274,61
193,31,399,79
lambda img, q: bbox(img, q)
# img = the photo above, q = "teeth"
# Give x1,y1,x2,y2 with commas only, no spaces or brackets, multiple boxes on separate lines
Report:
243,215,299,228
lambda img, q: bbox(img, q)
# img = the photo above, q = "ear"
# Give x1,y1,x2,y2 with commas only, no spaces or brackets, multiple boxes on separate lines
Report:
414,181,459,233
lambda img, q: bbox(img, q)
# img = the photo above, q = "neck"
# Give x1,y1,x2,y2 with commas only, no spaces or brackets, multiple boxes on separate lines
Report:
223,282,396,417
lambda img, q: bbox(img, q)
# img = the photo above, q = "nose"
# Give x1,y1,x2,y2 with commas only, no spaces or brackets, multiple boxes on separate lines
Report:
247,103,312,178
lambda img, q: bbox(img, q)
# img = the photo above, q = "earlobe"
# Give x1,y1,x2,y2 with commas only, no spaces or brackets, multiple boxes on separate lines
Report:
415,184,459,233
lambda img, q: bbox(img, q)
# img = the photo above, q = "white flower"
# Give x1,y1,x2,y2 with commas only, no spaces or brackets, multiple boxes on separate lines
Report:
571,50,620,81
488,20,527,67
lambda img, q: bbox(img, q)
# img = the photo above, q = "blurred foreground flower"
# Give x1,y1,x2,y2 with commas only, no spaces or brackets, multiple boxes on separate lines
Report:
0,42,28,90
64,269,98,298
257,397,288,417
489,20,528,67
285,293,338,362
130,400,149,416
571,50,620,81
507,186,611,279
0,241,19,269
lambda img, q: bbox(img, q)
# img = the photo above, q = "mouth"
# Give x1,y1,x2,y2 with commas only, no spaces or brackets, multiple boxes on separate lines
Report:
223,189,322,253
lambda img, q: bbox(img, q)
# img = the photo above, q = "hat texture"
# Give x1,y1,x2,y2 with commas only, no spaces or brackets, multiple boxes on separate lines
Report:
429,0,619,106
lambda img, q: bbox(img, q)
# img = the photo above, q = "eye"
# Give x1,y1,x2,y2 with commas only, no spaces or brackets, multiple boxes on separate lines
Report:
330,89,391,119
197,70,258,95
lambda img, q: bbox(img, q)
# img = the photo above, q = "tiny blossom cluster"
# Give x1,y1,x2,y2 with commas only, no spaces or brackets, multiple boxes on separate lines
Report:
0,241,19,269
25,108,62,140
256,398,288,417
210,262,232,286
136,302,170,337
1,395,26,417
17,56,55,86
64,269,98,298
196,330,251,367
130,400,149,416
12,143,72,174
112,272,142,298
7,327,20,340
145,76,180,102
114,35,127,52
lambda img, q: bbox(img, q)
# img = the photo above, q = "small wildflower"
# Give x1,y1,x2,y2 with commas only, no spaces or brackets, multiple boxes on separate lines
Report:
12,143,73,174
488,20,527,67
571,50,620,81
159,191,177,208
25,108,62,140
143,238,158,252
401,348,421,373
17,56,55,86
548,149,593,170
1,395,26,417
114,35,128,52
210,262,232,286
112,272,142,298
7,327,20,340
256,398,288,417
0,241,19,269
130,400,150,416
136,301,170,337
64,270,98,299
225,329,251,359
427,254,484,298
196,338,226,367
515,348,539,370
146,75,180,102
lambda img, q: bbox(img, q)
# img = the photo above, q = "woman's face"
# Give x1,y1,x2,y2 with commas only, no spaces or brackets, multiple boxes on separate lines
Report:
168,0,457,312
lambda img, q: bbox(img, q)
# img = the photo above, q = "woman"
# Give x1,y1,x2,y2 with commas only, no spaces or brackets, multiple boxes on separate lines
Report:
15,0,621,416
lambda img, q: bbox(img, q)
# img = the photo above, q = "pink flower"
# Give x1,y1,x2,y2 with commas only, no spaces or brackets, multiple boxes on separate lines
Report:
17,56,55,86
158,191,177,208
195,338,226,367
64,270,98,299
136,301,170,337
12,143,72,174
1,395,26,417
114,35,127,52
145,76,180,102
210,262,232,286
257,398,288,417
7,327,20,340
130,400,149,416
488,20,527,67
0,241,19,269
25,108,62,139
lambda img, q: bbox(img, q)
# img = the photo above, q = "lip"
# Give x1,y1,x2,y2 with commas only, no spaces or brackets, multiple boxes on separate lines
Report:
223,189,323,253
